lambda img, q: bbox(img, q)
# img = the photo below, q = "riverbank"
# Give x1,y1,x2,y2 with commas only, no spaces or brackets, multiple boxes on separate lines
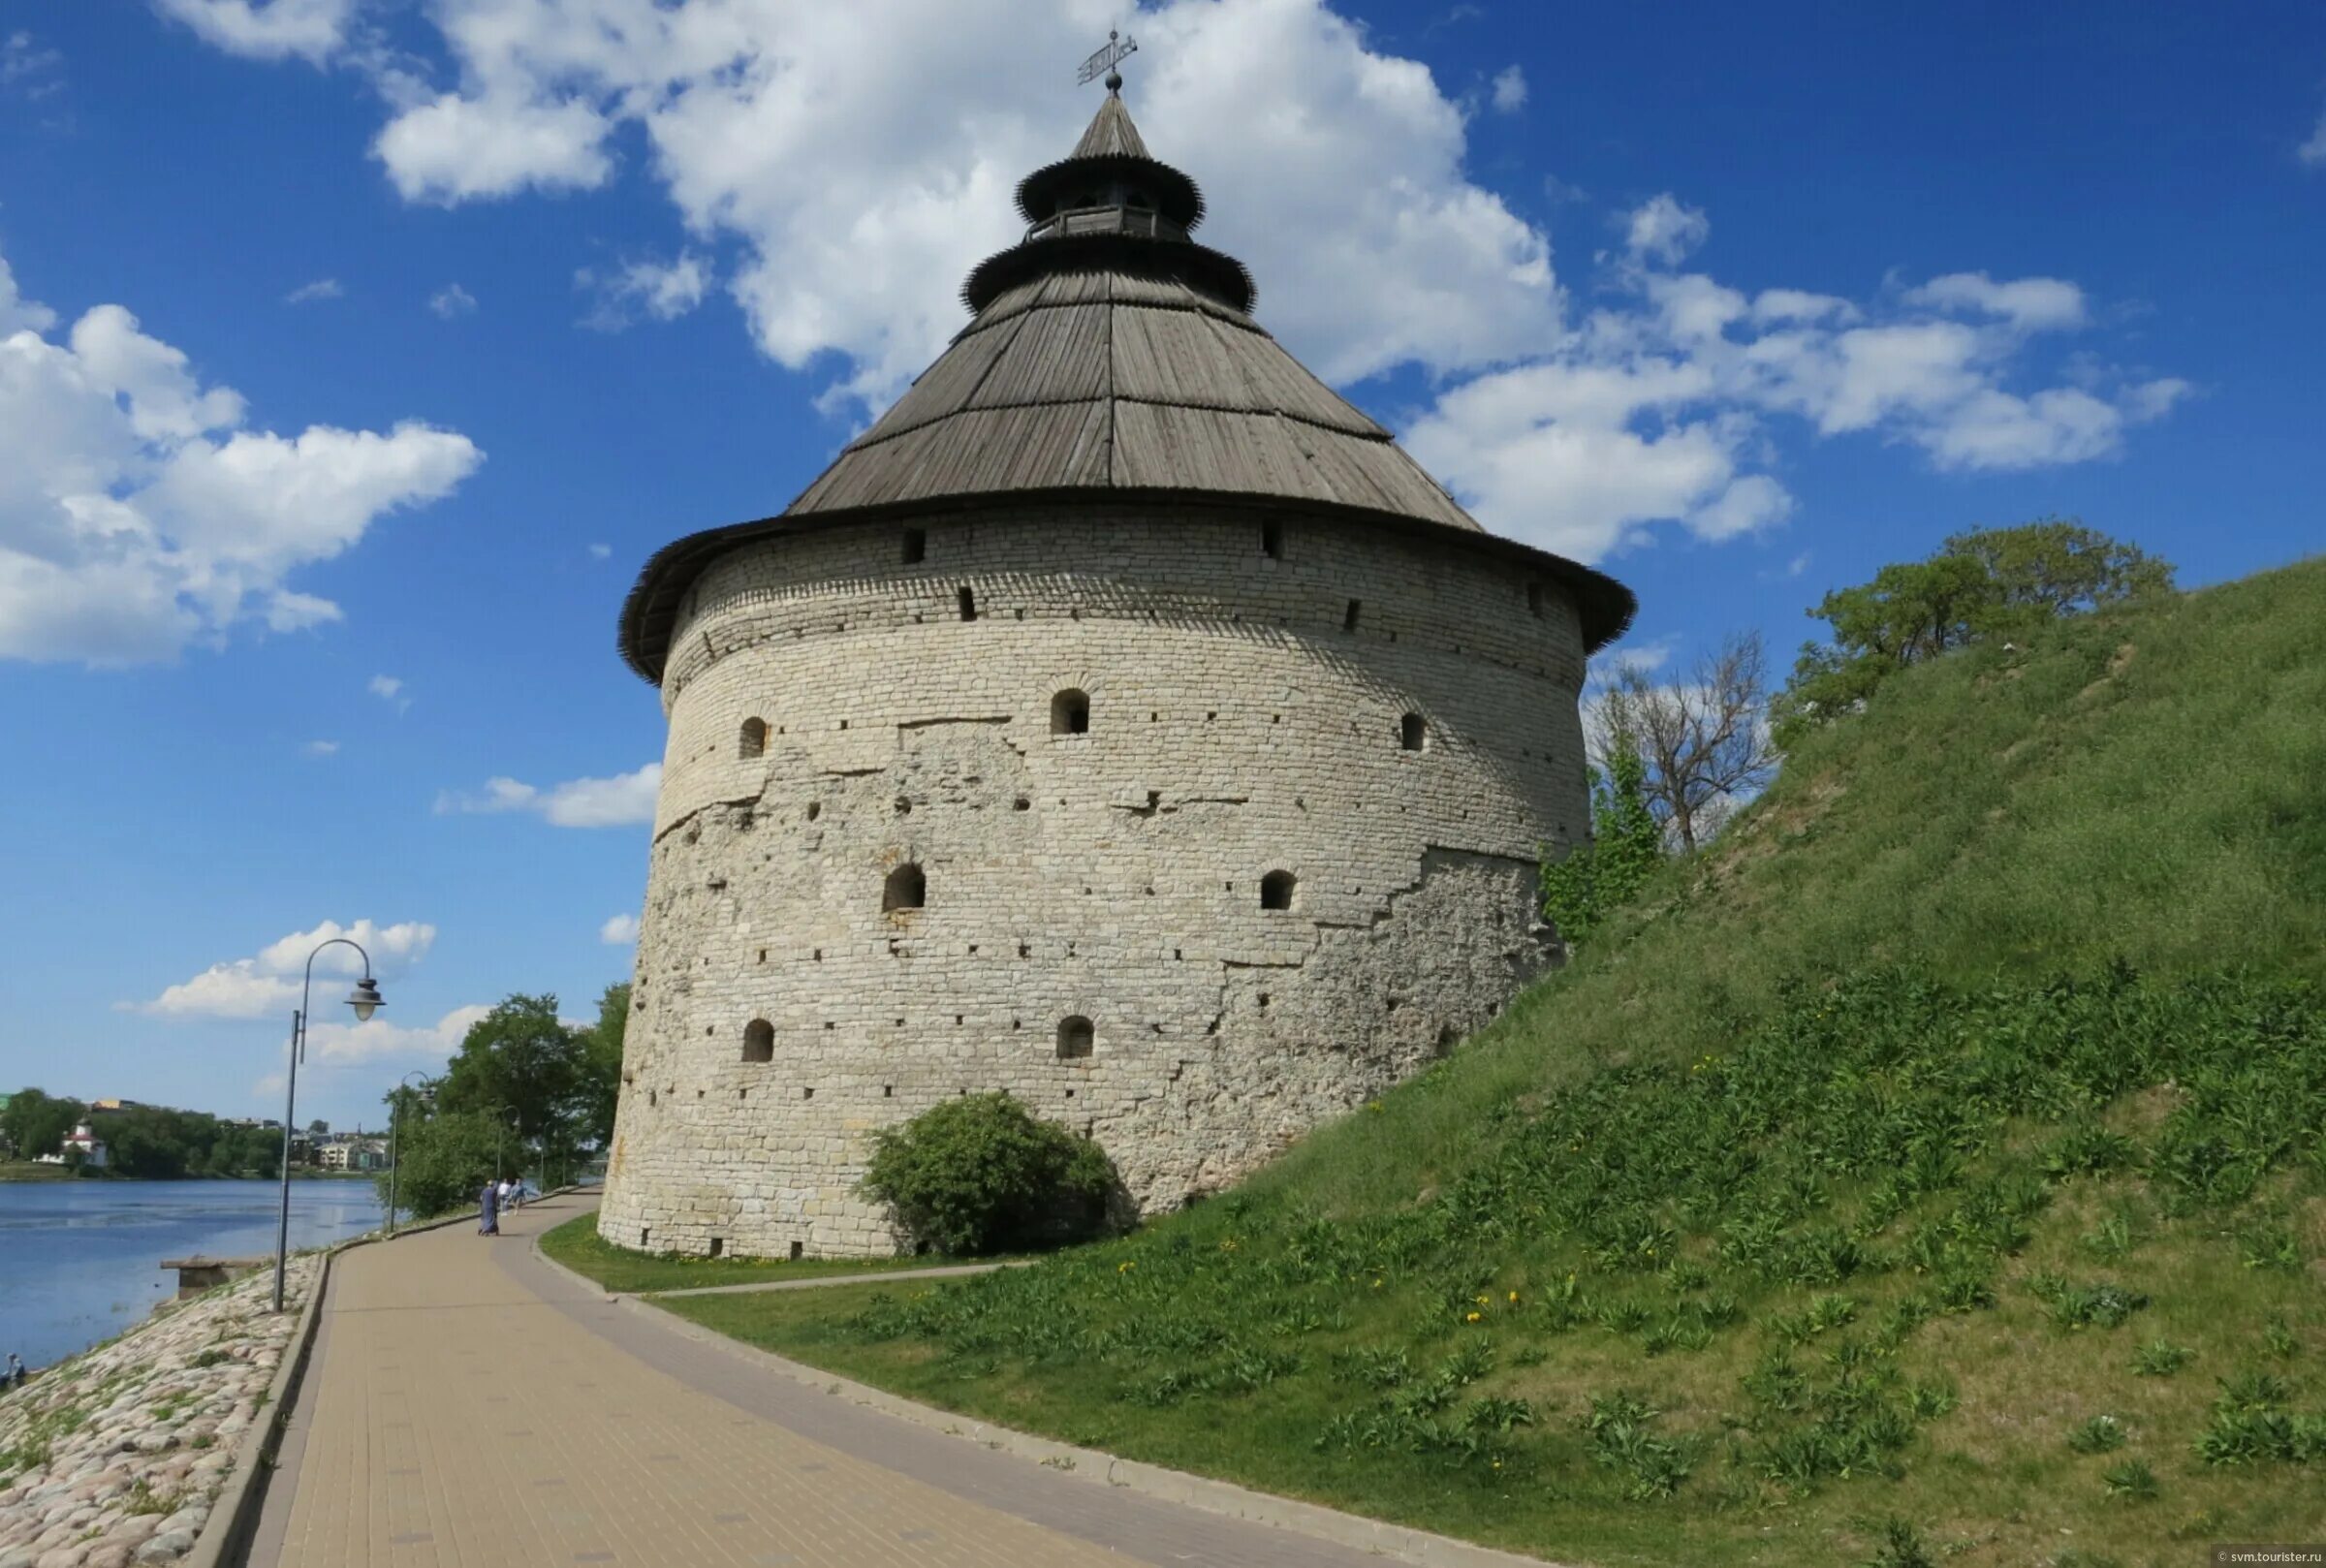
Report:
0,1256,317,1566
0,1180,383,1372
0,1167,375,1184
0,1164,76,1183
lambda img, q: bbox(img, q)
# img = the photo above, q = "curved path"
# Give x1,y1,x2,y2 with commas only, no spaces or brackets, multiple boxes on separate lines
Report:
252,1194,1407,1568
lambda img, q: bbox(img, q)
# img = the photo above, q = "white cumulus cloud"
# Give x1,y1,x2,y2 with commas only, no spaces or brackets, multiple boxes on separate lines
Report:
1405,207,2187,562
0,248,481,664
427,282,478,319
1623,194,1709,267
578,252,710,330
170,0,1558,411
300,1003,491,1068
128,918,438,1020
1490,64,1526,113
1904,271,2087,332
151,0,361,65
367,673,410,713
438,763,661,828
599,913,640,945
162,1,2185,572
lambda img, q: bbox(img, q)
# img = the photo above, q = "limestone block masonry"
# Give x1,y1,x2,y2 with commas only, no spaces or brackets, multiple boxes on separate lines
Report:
599,502,1593,1258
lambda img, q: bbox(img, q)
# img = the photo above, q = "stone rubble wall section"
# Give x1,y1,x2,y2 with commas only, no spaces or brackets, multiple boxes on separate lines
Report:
0,1259,316,1568
600,507,1590,1259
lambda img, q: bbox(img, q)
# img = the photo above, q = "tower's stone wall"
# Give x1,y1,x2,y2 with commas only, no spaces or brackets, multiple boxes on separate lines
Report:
599,504,1591,1258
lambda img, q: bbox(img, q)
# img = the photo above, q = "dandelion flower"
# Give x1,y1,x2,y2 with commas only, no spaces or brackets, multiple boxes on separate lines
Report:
1464,1311,1482,1323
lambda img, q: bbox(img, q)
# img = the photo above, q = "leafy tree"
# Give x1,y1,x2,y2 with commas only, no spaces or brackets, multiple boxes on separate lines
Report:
1,1089,85,1161
373,1109,504,1220
1773,519,2173,750
859,1092,1115,1255
577,982,629,1147
1540,743,1666,948
307,1118,330,1136
433,993,585,1167
1944,518,2174,627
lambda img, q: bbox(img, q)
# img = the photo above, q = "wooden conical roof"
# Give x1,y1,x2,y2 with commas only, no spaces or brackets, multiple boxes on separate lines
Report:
617,90,1635,680
792,91,1475,528
1071,92,1150,158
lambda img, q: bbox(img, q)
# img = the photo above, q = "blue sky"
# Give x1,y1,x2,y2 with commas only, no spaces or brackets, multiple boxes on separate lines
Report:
1,0,2319,1132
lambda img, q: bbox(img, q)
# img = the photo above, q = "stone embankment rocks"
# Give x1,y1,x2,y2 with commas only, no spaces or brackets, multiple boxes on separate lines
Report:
0,1258,315,1568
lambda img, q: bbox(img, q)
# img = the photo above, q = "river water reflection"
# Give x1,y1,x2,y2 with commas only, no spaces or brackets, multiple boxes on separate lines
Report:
0,1179,383,1368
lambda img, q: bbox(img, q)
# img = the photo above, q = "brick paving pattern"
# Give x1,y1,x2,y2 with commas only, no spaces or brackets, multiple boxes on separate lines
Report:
256,1195,1403,1568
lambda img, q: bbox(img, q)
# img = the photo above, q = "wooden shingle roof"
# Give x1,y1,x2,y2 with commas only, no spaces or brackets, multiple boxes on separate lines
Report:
617,89,1636,680
786,270,1476,530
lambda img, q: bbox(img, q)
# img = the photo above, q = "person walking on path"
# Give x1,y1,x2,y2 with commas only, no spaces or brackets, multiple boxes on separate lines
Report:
479,1178,500,1237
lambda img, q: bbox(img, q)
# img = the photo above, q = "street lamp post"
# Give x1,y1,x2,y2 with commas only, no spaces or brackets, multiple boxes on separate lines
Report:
384,1070,433,1238
494,1108,520,1183
275,939,384,1312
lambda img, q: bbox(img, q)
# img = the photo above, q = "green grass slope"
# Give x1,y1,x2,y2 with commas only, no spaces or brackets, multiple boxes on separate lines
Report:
665,559,2326,1568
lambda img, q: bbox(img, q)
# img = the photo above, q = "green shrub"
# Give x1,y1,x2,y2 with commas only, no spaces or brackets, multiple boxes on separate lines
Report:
1863,1519,1938,1568
1539,746,1662,948
858,1092,1115,1255
2133,1339,2194,1377
2068,1415,2128,1454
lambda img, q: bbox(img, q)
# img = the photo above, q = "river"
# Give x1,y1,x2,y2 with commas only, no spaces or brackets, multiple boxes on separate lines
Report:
0,1179,385,1369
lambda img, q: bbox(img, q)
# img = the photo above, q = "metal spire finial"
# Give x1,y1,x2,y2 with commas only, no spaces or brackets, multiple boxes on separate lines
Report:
1077,27,1137,93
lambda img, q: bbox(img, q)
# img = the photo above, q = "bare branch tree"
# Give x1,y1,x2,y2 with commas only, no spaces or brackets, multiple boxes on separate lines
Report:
1590,631,1778,853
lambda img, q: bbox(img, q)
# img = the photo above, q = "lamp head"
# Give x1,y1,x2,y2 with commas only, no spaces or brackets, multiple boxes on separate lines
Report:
347,977,384,1023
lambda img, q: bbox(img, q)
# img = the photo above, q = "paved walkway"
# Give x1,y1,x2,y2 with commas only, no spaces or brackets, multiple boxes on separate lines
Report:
254,1195,1400,1568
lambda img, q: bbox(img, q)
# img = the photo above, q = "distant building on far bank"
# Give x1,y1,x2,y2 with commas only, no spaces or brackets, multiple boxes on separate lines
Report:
318,1134,388,1173
34,1122,109,1170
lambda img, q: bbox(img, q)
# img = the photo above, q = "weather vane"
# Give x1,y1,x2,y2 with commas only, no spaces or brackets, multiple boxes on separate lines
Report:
1077,28,1138,90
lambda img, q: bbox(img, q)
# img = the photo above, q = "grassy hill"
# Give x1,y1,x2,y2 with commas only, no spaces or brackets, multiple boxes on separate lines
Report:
664,559,2326,1568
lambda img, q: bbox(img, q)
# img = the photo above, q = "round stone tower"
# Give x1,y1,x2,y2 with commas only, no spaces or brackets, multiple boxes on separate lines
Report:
601,82,1635,1258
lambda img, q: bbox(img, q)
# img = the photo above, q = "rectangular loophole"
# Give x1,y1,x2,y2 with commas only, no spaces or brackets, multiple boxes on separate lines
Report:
790,1241,804,1260
957,585,977,621
708,1238,723,1258
1343,599,1362,631
902,527,926,564
1261,522,1282,559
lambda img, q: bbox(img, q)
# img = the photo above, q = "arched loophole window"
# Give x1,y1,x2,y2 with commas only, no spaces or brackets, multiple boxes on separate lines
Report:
1399,713,1428,752
739,717,768,759
1056,1016,1094,1060
958,585,977,622
883,863,927,912
741,1019,773,1063
1260,870,1297,911
1051,688,1090,736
